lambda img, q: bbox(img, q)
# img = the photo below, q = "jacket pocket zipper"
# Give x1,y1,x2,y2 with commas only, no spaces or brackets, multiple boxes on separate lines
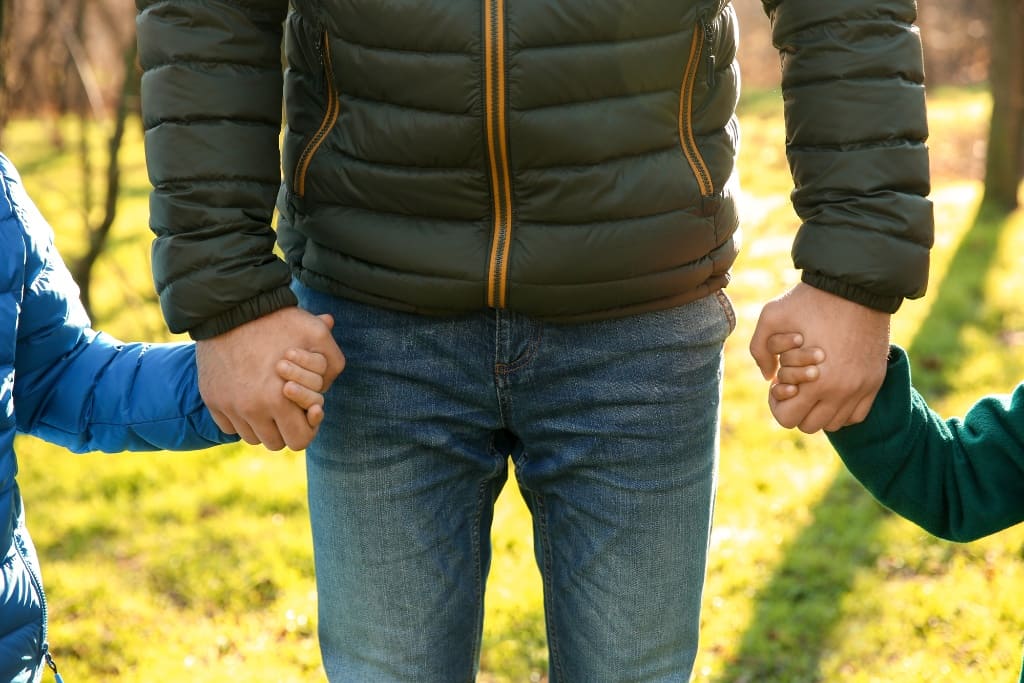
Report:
294,29,340,198
678,11,716,199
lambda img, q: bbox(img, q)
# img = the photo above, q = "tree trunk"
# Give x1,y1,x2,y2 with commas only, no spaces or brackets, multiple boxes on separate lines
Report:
71,42,138,319
0,0,12,145
982,0,1024,210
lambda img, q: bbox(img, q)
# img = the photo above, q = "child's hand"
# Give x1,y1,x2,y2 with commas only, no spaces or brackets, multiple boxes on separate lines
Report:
277,348,330,429
764,333,826,402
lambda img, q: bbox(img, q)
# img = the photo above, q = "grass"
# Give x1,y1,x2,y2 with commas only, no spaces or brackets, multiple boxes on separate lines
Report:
8,86,1024,682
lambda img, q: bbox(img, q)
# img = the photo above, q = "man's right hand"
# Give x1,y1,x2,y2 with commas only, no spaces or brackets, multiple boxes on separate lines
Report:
196,306,346,451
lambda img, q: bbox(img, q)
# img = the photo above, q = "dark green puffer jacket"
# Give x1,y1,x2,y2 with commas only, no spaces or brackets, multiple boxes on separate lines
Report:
135,0,931,339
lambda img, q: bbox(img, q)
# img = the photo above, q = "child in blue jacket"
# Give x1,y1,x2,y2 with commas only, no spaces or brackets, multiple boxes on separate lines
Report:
0,153,329,683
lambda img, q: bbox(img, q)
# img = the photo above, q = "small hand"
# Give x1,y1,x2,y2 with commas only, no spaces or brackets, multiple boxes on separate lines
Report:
762,332,826,404
277,346,331,429
197,307,345,451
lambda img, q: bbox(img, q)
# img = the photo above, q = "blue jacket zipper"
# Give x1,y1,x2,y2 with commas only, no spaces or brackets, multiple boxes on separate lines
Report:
15,532,64,682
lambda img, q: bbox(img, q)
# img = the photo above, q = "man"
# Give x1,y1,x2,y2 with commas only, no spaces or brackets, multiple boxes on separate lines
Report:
134,1,931,680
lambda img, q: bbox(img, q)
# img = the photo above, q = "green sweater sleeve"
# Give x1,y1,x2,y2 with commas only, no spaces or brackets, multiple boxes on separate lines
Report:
827,346,1024,542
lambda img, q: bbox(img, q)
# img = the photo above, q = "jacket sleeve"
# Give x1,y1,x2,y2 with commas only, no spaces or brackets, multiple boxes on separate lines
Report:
135,0,295,339
827,347,1024,542
761,0,933,313
13,213,237,453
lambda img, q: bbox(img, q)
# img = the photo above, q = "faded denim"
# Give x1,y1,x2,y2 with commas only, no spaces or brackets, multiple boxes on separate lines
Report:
295,282,734,683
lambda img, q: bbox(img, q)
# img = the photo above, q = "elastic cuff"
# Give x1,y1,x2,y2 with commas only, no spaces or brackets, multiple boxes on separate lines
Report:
187,286,298,340
801,271,903,314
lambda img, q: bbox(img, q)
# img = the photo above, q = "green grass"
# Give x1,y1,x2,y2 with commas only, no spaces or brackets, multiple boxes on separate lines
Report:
8,86,1024,682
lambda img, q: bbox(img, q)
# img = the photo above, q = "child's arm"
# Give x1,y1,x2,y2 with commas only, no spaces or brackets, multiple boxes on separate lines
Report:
7,168,231,452
16,329,237,453
827,346,1024,542
7,155,330,452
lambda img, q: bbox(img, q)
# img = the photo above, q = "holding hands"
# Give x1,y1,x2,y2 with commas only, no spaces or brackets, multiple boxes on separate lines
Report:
749,283,890,433
200,307,347,451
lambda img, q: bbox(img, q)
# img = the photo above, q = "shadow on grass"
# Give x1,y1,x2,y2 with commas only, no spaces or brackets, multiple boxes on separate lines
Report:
713,202,1012,682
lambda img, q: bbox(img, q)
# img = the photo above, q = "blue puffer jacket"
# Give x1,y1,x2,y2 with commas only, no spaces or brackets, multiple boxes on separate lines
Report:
0,153,236,682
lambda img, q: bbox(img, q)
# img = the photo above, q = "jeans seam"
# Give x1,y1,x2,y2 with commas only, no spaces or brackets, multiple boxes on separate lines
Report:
495,319,544,375
467,479,489,683
533,493,565,683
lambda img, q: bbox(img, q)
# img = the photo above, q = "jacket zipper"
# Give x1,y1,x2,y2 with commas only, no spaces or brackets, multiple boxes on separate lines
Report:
15,531,64,681
678,11,716,199
484,0,513,309
294,29,340,198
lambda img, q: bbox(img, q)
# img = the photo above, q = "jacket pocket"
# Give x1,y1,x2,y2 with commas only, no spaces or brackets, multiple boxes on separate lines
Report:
293,28,340,198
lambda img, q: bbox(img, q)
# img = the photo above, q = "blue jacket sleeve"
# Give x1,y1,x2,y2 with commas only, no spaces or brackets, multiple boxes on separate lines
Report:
827,346,1024,542
10,161,237,453
16,332,236,454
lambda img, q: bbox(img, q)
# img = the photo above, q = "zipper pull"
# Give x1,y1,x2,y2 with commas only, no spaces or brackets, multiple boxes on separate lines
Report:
700,10,716,88
45,651,65,683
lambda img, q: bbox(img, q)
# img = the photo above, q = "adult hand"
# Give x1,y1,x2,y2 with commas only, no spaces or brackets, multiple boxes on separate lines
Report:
197,306,346,450
749,283,890,433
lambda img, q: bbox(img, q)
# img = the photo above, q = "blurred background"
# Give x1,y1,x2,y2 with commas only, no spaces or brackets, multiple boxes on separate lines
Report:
3,1,1024,681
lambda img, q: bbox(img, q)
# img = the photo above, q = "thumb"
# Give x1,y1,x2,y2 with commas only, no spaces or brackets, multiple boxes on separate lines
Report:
749,317,779,380
316,313,335,331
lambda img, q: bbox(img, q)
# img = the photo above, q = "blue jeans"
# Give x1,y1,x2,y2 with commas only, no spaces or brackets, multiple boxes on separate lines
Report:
295,283,735,683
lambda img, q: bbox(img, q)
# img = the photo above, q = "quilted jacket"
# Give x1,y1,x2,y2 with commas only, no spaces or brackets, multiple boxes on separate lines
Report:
136,0,932,339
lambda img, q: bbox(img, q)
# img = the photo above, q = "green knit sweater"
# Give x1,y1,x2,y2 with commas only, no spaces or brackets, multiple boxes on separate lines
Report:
828,345,1024,682
828,345,1024,543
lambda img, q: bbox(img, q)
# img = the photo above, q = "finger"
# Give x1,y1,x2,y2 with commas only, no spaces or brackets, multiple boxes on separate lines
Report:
306,404,324,429
285,348,329,376
749,322,780,380
770,382,799,402
208,407,238,436
233,419,263,447
849,394,875,424
797,401,838,434
249,417,287,451
776,364,819,385
839,394,877,429
765,332,804,356
320,345,346,387
213,409,262,445
823,400,860,433
824,380,883,432
283,380,325,411
776,364,820,385
770,393,818,430
316,313,335,331
275,409,317,451
778,346,825,369
278,357,326,391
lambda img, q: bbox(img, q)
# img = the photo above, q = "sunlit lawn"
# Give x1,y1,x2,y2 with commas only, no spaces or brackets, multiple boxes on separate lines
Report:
9,86,1024,682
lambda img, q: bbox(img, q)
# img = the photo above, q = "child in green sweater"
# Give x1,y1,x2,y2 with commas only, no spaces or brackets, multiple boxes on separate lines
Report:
768,334,1024,542
768,333,1024,681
